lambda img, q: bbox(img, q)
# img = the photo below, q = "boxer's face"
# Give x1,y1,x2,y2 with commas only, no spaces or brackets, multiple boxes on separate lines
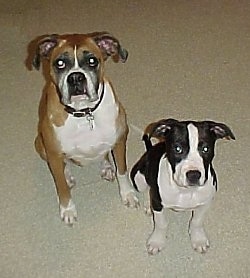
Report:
50,37,104,109
32,33,128,109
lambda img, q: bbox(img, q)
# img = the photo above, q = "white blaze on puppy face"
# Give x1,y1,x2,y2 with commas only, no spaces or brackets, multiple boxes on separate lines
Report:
174,124,205,187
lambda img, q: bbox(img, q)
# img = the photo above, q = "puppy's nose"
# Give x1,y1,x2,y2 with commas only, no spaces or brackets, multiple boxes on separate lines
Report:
67,72,85,85
186,170,201,185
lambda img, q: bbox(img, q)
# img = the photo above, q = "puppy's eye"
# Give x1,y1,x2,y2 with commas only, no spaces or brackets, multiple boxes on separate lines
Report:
88,56,98,67
174,145,183,154
56,60,66,69
202,146,209,153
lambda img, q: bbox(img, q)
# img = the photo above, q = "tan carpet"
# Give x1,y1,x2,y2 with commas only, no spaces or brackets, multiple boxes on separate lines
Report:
0,1,249,277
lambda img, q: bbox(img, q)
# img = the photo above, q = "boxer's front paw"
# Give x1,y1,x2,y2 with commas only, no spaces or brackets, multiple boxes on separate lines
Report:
121,191,139,208
117,174,139,208
189,227,209,253
146,231,166,255
100,160,116,181
60,199,77,225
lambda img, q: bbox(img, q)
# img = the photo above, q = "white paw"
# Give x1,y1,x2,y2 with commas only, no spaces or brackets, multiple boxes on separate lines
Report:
60,200,77,225
117,174,140,208
189,227,210,253
121,191,140,208
100,160,116,181
64,166,76,188
146,232,166,255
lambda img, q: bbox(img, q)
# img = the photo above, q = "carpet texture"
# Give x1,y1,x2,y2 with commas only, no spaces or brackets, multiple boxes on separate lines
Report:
0,1,249,277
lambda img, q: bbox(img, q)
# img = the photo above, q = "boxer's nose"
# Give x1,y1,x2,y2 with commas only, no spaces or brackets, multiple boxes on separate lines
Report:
67,72,85,86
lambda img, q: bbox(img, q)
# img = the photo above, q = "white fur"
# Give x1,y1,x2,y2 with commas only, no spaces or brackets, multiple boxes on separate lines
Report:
117,173,139,207
146,155,215,254
53,82,120,165
174,124,206,187
158,156,216,210
58,45,98,107
134,171,148,192
60,199,77,224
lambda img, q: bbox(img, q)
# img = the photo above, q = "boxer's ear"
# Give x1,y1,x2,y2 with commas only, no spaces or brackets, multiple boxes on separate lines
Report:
207,121,236,140
143,119,178,150
32,35,58,70
92,32,128,63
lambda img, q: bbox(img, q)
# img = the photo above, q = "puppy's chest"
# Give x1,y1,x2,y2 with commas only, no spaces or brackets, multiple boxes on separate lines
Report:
53,105,119,164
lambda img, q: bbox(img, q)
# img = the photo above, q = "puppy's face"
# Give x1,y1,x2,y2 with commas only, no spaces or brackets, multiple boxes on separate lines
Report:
166,122,216,187
145,119,235,188
30,33,128,109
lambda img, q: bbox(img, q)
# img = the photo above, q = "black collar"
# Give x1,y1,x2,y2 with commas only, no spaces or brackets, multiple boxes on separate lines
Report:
64,83,105,118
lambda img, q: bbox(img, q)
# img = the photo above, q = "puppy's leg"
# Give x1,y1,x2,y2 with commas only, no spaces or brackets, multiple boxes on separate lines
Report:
189,203,211,253
47,153,77,225
132,170,151,215
147,209,167,255
112,132,139,208
100,152,116,181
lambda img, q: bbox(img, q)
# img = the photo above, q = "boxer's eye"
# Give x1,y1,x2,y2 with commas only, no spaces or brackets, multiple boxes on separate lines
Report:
88,56,98,67
174,145,183,154
56,60,66,69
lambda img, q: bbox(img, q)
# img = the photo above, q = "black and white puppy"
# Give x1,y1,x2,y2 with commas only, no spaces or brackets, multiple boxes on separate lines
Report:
130,118,235,255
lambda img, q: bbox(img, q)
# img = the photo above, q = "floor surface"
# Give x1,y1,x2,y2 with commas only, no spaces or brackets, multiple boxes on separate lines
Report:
0,1,249,277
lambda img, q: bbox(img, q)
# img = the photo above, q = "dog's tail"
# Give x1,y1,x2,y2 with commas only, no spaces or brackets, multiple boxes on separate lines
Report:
130,123,152,151
142,134,153,151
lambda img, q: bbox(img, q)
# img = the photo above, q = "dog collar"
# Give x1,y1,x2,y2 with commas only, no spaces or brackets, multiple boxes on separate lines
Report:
64,83,105,118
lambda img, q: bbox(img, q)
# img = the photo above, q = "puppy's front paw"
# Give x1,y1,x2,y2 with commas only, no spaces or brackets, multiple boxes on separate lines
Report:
60,200,77,225
147,232,166,255
189,227,209,253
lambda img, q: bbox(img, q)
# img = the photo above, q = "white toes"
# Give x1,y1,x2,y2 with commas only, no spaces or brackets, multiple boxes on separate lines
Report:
60,200,77,225
100,160,116,181
117,174,140,208
66,175,76,188
101,166,116,181
64,165,76,188
146,233,166,255
190,227,210,253
122,191,140,208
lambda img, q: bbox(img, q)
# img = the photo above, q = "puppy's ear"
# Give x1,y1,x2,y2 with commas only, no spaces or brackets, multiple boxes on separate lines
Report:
28,34,59,70
143,118,178,150
92,32,128,63
208,121,236,140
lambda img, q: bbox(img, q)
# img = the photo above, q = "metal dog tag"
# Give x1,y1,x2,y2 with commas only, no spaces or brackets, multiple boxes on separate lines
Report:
86,113,94,130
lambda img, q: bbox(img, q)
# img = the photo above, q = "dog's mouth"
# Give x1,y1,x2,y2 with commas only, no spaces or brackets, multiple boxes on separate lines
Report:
66,72,99,104
70,88,98,103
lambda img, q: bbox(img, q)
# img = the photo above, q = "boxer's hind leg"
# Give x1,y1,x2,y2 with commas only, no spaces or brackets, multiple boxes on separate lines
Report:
100,152,116,181
35,133,47,161
112,130,139,208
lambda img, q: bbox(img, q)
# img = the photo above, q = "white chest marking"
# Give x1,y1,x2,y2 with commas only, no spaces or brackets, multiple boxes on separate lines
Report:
53,83,119,165
158,156,216,210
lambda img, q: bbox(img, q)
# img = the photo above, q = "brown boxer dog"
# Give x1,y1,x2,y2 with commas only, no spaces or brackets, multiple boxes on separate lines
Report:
27,32,139,225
